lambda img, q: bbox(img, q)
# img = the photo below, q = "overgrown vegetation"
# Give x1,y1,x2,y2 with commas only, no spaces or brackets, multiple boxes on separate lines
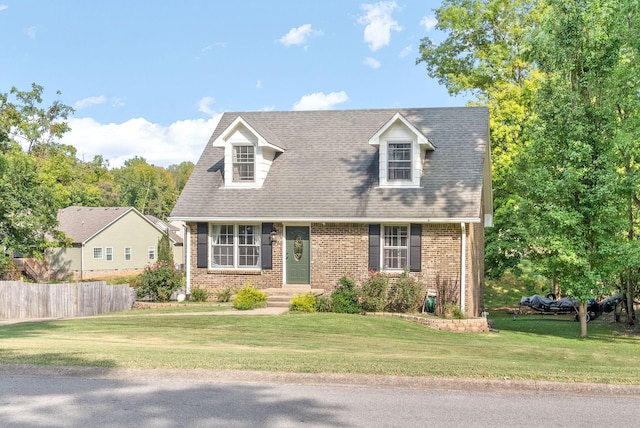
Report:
132,261,184,302
359,270,388,312
330,273,362,314
215,286,235,303
189,287,209,302
233,285,267,310
385,269,423,313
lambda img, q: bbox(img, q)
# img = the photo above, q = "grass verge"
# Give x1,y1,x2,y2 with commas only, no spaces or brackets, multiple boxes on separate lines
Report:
1,310,638,384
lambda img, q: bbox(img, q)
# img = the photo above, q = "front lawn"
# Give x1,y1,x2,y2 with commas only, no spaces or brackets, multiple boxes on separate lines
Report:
1,311,638,384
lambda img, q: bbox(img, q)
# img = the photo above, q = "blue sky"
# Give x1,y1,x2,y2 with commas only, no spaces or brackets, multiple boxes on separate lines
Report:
1,1,470,168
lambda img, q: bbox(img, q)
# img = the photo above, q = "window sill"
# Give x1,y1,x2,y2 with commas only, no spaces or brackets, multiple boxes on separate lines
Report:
207,269,262,275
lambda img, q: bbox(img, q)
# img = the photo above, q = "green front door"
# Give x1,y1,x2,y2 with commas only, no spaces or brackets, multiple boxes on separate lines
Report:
286,226,310,284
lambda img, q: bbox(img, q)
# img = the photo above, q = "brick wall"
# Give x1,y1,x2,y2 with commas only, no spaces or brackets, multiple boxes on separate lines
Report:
187,221,483,316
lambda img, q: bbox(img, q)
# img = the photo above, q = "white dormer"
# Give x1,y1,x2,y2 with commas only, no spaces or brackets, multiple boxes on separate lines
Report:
212,117,285,188
369,113,435,188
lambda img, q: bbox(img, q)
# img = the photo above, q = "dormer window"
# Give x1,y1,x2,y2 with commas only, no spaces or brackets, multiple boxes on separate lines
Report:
368,112,436,188
387,142,412,181
212,116,285,188
233,145,255,182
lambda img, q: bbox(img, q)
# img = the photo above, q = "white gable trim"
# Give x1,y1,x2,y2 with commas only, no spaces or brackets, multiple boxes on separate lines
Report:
368,112,435,150
212,116,285,153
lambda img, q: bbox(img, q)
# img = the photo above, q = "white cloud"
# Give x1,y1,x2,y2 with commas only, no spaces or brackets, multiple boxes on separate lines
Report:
61,116,221,168
198,96,216,117
363,57,381,69
279,24,323,47
74,96,107,109
293,91,349,111
358,1,402,51
420,15,438,32
256,80,262,89
399,45,412,58
24,26,37,39
0,5,8,11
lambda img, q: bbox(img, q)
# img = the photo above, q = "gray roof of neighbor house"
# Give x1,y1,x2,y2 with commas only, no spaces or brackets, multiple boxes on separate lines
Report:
145,214,184,245
57,206,166,244
171,107,491,222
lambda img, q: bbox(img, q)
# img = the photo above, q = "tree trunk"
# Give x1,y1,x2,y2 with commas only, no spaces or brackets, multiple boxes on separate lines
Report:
579,301,588,338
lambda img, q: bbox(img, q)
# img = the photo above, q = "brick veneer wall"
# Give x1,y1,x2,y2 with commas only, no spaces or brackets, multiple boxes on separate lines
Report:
187,221,482,317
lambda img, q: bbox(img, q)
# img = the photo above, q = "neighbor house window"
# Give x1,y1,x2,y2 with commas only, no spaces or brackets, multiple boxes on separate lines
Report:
387,142,412,181
124,247,132,261
232,145,255,182
211,224,260,268
93,247,103,259
148,246,155,260
382,225,408,270
106,247,113,261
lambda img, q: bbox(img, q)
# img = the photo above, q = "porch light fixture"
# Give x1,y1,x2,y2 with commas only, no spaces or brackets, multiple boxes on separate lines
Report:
270,228,278,243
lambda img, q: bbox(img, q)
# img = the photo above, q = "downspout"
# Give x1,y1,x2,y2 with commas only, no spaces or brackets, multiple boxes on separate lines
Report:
185,224,191,297
80,243,84,281
460,222,466,315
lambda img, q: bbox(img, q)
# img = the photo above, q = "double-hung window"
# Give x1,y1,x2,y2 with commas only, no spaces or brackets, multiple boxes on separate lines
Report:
93,247,103,259
211,224,260,269
148,246,156,260
387,142,412,181
106,247,113,261
382,225,408,270
232,145,255,182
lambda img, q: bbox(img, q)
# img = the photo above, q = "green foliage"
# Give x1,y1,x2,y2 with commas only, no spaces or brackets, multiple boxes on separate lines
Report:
443,303,465,319
330,273,362,314
216,286,235,303
314,295,333,312
289,293,317,312
233,285,267,310
190,287,209,302
133,261,184,302
359,269,388,312
157,230,173,264
385,270,423,313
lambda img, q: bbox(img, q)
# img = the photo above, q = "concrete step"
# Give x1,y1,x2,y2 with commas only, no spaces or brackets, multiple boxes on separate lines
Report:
264,287,325,308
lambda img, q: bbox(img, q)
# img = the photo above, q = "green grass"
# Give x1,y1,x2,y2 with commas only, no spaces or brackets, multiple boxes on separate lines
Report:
1,310,639,384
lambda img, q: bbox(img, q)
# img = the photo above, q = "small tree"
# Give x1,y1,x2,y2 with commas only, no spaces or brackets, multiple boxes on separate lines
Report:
157,230,173,264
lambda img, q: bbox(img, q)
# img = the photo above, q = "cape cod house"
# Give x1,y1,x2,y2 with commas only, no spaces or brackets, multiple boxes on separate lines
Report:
170,107,492,317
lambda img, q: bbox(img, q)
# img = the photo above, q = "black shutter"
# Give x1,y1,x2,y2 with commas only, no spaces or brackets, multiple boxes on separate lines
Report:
196,222,208,268
409,223,421,272
261,223,273,270
369,224,380,270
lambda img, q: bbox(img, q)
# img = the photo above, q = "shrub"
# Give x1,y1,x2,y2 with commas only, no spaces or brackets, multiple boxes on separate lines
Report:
233,285,267,310
435,274,460,317
331,273,362,314
190,287,209,302
385,269,423,313
443,303,465,319
315,295,333,312
133,261,184,302
216,286,235,303
359,269,388,312
289,293,316,312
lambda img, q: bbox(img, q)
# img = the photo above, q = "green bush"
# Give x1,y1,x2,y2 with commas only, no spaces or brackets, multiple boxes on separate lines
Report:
315,295,333,312
133,261,184,302
289,293,316,312
216,286,235,303
190,287,209,302
385,269,423,313
331,273,362,314
233,285,267,310
359,270,388,312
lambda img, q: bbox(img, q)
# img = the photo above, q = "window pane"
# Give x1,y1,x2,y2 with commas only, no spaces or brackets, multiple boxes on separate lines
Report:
106,248,113,261
382,225,408,270
93,247,102,259
388,143,411,181
233,146,255,181
212,224,234,267
238,224,260,267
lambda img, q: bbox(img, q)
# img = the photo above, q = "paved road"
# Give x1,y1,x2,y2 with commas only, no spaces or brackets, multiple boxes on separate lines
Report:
1,367,639,427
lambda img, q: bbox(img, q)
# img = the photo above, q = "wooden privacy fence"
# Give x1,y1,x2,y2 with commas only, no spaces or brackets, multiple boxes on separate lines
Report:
0,281,136,319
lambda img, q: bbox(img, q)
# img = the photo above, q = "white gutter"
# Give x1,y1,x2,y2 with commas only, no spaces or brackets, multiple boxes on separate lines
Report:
170,216,482,224
185,224,191,296
460,222,466,315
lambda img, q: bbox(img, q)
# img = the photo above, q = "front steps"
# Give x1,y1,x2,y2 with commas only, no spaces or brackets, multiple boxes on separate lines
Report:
264,286,325,308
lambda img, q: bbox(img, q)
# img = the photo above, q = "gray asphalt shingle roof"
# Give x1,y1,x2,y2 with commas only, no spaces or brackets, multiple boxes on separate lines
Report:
171,107,490,222
57,206,135,244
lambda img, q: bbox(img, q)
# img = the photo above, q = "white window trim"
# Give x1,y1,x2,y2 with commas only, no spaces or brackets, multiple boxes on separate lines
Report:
381,224,410,272
232,144,256,183
210,223,261,270
106,247,113,262
93,247,103,259
148,246,156,261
